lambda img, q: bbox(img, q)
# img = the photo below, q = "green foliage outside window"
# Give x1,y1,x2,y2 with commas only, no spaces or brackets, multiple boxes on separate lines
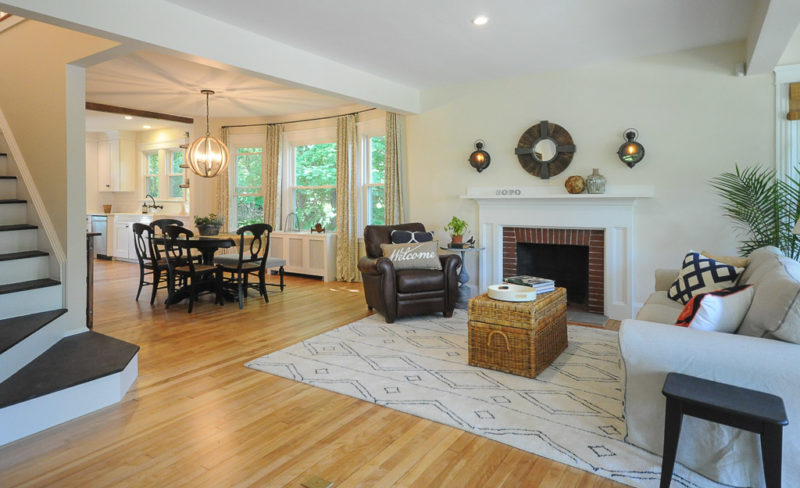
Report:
370,136,386,184
146,152,159,197
294,143,337,230
237,195,264,228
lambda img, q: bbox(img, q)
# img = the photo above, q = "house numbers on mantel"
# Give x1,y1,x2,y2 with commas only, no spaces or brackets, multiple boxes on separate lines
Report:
514,120,576,180
495,188,522,196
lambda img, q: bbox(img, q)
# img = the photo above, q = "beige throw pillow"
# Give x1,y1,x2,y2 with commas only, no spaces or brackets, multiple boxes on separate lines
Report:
381,241,442,270
701,251,749,269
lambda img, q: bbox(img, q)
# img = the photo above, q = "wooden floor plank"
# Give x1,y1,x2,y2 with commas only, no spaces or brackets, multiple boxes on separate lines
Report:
0,259,629,487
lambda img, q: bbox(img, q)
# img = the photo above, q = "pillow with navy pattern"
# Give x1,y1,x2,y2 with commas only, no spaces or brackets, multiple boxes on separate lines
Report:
667,251,744,305
390,229,434,244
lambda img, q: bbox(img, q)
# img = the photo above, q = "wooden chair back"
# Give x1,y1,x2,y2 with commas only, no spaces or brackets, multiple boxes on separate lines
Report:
232,223,272,272
132,223,158,267
151,219,185,259
163,225,196,274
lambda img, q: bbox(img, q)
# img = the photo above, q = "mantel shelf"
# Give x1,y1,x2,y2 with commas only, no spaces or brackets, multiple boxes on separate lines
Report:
462,185,654,203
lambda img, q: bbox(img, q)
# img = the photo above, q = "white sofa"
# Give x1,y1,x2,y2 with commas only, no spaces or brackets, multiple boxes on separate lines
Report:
619,247,800,488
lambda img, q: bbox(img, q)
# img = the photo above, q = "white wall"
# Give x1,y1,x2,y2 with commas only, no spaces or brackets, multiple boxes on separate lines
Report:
406,42,775,306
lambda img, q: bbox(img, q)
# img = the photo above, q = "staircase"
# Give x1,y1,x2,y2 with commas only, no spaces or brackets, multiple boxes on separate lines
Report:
0,150,139,446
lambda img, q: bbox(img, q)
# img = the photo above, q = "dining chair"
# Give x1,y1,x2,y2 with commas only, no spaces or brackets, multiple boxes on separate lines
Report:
131,223,170,304
150,218,186,260
214,223,273,308
163,225,223,313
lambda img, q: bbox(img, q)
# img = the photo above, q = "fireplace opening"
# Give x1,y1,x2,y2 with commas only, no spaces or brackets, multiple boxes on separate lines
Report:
516,243,589,306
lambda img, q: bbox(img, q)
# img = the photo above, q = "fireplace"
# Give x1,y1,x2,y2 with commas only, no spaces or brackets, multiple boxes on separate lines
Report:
502,227,604,314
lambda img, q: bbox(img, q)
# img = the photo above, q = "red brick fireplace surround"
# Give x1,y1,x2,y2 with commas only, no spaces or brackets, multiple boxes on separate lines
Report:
502,227,604,313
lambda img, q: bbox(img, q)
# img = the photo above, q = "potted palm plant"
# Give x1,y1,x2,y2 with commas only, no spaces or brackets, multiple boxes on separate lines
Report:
194,213,224,236
445,216,469,246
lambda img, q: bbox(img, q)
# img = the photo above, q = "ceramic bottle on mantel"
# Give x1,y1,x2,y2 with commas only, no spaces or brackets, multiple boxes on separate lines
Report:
586,168,606,194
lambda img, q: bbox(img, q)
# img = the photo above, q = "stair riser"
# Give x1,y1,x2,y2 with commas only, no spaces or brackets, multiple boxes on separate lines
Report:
0,285,61,320
0,155,6,177
0,354,138,446
0,256,49,285
0,229,37,253
0,203,26,225
0,317,62,383
0,180,15,199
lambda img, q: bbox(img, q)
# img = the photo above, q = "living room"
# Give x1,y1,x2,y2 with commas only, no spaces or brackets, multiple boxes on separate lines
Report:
0,1,799,487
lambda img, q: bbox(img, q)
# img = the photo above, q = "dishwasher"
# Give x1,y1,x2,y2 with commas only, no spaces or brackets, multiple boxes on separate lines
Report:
89,215,110,259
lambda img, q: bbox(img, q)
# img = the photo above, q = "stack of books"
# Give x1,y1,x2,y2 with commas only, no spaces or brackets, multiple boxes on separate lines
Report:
504,275,556,293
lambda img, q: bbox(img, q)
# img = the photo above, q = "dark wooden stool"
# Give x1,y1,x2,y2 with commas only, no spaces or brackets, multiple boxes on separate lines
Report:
660,372,788,488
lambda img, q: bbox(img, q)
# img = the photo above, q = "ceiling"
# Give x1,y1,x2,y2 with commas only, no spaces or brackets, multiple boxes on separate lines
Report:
164,0,756,88
85,50,354,124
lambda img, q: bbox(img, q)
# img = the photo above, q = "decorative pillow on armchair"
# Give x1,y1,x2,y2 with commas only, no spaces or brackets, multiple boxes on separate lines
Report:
675,285,754,332
667,251,743,305
390,229,434,244
380,241,442,270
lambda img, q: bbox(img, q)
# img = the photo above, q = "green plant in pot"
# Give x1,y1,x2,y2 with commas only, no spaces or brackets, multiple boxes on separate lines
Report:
445,216,469,245
710,164,800,259
194,213,224,236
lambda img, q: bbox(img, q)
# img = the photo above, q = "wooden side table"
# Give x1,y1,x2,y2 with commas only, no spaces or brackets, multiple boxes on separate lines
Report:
660,372,788,488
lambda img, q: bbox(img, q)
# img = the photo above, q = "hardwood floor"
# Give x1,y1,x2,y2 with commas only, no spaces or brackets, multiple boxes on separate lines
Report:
0,260,626,487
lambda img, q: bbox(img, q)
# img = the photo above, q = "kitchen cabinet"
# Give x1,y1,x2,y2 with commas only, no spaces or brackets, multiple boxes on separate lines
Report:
97,131,136,192
269,231,337,281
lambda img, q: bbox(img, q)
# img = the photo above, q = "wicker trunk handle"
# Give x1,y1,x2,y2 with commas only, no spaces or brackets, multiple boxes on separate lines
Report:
487,330,510,351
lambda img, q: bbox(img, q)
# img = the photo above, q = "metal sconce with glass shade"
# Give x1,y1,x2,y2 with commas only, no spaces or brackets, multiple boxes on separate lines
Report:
468,140,491,172
185,89,230,178
617,128,645,168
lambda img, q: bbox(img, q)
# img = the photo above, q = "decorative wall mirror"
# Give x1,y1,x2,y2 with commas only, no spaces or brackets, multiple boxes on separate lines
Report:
514,120,576,179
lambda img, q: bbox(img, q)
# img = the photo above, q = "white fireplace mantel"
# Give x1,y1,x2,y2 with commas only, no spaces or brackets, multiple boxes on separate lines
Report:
463,185,654,320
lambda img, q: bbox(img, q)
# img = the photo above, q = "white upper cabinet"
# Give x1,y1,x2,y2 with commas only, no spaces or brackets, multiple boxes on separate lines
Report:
95,131,136,192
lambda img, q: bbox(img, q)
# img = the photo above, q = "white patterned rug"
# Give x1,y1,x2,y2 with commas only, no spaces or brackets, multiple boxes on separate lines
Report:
246,310,723,488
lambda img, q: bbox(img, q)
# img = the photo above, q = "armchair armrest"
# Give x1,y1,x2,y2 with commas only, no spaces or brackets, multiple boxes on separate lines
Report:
654,268,679,291
358,256,394,276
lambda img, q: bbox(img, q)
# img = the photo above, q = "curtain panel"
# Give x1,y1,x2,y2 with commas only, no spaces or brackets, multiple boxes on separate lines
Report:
215,126,230,231
335,114,360,282
385,112,405,225
263,124,283,229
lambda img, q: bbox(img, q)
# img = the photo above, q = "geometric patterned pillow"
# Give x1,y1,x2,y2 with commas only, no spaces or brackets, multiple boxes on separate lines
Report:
667,251,744,305
390,229,434,244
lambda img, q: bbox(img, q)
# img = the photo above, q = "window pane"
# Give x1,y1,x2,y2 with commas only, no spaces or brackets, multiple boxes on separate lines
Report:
236,196,264,228
235,152,262,191
147,153,159,175
146,176,159,197
169,176,184,198
293,188,337,231
171,152,184,173
295,143,337,186
370,136,386,184
368,185,385,225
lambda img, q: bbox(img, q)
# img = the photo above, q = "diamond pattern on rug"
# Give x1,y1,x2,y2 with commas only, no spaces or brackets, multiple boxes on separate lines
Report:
246,310,725,488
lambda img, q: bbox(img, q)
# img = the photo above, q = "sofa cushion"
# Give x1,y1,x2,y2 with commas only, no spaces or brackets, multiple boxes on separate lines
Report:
667,251,743,304
675,285,754,333
396,269,445,293
636,291,684,324
737,254,800,343
738,246,783,285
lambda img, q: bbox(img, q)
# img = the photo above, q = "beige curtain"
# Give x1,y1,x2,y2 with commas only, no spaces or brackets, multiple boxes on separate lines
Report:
335,114,359,282
215,127,230,231
263,124,283,229
385,112,405,225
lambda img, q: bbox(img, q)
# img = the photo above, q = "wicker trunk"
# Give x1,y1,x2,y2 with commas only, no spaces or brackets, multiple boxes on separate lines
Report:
467,288,568,378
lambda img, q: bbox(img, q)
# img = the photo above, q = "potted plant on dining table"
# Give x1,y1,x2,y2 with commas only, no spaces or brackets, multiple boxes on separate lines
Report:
194,213,224,236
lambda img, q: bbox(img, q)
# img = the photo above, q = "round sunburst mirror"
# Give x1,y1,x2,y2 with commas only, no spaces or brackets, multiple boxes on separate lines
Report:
514,121,576,179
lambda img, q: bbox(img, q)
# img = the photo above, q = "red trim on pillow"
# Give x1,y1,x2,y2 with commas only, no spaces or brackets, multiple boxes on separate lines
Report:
674,285,752,328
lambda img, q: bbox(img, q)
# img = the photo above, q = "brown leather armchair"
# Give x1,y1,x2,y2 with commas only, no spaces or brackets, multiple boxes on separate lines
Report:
358,223,461,323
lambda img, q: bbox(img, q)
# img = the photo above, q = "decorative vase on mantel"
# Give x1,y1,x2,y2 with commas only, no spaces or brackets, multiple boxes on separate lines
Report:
586,168,606,194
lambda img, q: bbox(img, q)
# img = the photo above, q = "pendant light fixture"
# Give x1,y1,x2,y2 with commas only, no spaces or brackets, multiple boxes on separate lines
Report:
186,89,229,178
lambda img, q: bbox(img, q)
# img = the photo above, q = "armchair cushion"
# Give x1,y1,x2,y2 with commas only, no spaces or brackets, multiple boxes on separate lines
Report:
396,269,445,293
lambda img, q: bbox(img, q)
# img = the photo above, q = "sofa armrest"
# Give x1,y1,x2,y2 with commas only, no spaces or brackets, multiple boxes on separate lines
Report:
654,268,679,291
619,319,800,485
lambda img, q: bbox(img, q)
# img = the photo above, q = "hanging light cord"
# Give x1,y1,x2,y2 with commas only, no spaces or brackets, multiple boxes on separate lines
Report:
204,92,211,137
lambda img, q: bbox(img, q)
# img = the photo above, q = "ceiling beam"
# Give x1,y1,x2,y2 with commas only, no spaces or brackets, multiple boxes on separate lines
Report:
746,0,800,75
85,102,193,124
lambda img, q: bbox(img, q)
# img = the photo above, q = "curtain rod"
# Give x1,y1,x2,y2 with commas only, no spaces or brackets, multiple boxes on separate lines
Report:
221,107,377,129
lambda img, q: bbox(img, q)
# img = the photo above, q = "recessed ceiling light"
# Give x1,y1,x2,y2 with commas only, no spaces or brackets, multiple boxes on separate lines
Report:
143,125,151,129
472,15,489,26
124,115,133,120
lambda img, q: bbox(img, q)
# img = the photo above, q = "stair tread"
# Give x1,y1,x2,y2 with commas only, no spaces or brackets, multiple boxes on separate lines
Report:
0,331,139,409
0,309,66,354
0,224,36,232
0,278,60,295
0,199,25,204
0,250,48,262
0,176,15,180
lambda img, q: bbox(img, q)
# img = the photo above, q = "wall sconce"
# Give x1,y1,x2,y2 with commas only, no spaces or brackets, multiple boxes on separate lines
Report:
469,140,491,172
617,129,645,168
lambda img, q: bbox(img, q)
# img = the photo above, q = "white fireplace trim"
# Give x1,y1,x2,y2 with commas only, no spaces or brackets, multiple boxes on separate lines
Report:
463,186,653,320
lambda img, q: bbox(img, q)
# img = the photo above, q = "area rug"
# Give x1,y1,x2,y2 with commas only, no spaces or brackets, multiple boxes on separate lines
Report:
246,310,723,488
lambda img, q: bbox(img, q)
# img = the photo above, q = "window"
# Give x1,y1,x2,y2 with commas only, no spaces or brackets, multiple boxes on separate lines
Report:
145,152,159,197
291,142,337,231
168,151,185,198
142,147,188,202
232,146,264,228
365,135,386,225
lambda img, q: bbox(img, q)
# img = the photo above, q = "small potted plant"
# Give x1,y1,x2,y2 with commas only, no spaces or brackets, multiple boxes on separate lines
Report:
445,216,469,246
194,213,224,236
